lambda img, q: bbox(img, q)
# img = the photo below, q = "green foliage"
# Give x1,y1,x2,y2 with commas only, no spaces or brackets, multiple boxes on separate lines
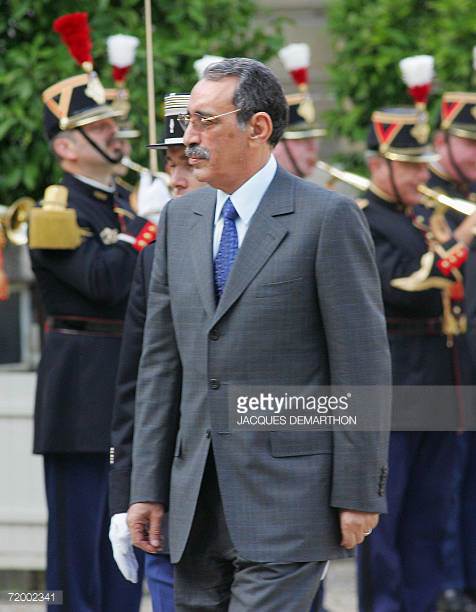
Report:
326,0,476,161
0,0,285,203
427,0,476,91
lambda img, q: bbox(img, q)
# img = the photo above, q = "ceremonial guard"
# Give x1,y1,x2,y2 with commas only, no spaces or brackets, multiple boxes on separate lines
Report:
431,81,476,335
274,44,326,179
357,55,470,611
427,64,476,612
109,93,203,612
29,13,156,610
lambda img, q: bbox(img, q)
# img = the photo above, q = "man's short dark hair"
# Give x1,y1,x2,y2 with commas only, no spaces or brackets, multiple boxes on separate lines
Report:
204,58,289,147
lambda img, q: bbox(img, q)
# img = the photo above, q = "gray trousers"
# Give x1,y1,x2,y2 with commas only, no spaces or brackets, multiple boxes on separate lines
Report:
174,452,326,612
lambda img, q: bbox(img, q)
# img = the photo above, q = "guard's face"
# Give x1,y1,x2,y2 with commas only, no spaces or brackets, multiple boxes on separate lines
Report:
73,118,122,167
84,118,123,158
447,135,476,182
370,157,429,206
391,161,430,206
183,77,250,192
166,145,203,197
274,137,319,177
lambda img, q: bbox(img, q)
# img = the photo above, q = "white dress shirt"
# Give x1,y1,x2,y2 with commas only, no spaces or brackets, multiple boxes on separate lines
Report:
213,155,277,258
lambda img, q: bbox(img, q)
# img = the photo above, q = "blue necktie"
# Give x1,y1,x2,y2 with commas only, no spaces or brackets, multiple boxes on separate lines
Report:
214,197,239,300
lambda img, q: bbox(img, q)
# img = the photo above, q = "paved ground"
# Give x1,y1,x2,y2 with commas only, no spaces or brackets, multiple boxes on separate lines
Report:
324,558,357,611
0,558,357,612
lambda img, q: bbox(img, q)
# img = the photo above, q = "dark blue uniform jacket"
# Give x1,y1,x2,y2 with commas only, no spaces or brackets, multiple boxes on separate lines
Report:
30,173,149,453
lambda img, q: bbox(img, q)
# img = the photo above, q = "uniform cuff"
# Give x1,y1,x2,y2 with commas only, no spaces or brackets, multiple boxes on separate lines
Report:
132,221,157,252
436,241,468,276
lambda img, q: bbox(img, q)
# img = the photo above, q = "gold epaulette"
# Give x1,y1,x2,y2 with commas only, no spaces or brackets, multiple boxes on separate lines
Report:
29,185,86,250
113,206,135,220
115,177,135,194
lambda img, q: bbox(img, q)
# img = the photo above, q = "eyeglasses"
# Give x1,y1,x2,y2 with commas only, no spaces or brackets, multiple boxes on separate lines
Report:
177,108,242,131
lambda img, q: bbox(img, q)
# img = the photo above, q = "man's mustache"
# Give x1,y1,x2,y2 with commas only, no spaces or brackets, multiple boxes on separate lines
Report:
185,145,211,160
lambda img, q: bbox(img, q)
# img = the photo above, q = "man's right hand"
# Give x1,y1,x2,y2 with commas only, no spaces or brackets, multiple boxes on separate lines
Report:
127,502,165,554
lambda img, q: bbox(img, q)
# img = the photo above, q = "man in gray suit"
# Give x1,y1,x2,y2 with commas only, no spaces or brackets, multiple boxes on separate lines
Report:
128,58,391,611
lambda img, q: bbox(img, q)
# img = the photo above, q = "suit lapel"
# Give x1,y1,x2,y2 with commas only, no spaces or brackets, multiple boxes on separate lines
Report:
209,167,295,329
190,188,217,318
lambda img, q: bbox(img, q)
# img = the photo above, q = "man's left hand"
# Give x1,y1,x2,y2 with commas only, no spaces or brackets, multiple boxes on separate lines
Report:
339,509,379,549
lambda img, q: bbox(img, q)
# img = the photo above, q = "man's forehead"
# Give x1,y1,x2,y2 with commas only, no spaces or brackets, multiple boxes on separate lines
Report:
189,77,238,112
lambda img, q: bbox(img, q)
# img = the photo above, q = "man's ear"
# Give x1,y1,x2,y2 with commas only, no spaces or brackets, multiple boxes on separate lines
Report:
248,112,273,145
367,155,381,173
368,155,391,183
52,134,77,161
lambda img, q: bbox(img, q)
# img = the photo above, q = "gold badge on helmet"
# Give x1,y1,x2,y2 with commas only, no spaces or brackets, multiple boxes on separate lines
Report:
278,43,326,140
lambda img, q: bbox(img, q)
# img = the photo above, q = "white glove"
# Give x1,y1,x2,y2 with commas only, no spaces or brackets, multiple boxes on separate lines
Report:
109,512,139,583
137,171,171,223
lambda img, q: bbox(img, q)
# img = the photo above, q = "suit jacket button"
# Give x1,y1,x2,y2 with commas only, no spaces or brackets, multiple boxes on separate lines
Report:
209,328,220,341
209,378,220,390
206,429,211,438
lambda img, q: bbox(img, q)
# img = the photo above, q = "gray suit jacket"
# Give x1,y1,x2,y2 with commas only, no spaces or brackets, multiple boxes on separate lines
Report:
131,166,391,564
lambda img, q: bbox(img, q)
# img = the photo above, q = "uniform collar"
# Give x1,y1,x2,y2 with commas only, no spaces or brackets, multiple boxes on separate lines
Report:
73,174,115,193
368,184,408,215
62,173,116,206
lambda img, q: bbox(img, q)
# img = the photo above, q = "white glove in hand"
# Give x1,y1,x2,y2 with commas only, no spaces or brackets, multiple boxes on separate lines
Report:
109,512,139,583
137,171,171,222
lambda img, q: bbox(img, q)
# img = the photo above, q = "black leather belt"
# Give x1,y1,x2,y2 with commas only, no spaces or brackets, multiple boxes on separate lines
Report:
386,316,442,336
46,316,123,336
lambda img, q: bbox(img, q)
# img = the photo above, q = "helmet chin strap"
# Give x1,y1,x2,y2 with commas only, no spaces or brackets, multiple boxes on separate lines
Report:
77,127,123,165
282,140,305,179
445,131,470,195
386,158,404,205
